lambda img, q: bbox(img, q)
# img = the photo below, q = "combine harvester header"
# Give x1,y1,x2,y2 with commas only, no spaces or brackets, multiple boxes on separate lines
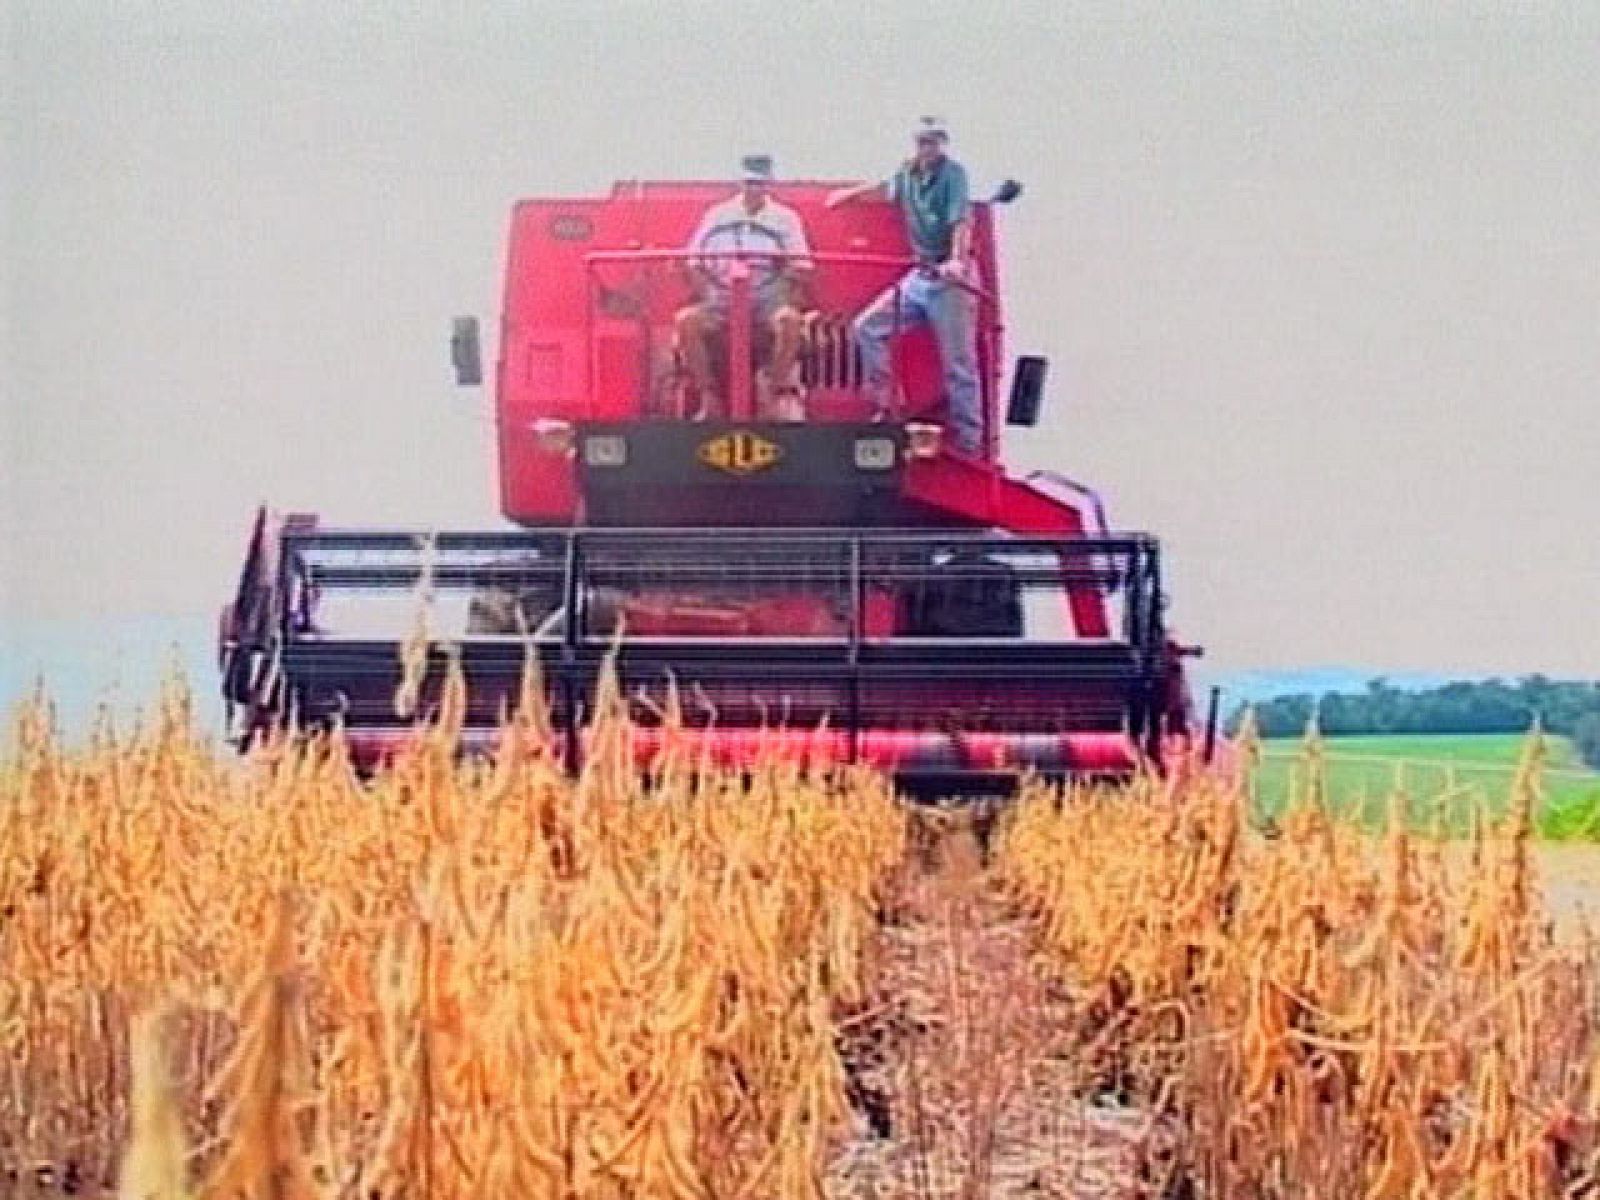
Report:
219,170,1205,794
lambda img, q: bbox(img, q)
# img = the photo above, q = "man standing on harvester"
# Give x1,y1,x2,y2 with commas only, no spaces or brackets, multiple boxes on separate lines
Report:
828,116,981,456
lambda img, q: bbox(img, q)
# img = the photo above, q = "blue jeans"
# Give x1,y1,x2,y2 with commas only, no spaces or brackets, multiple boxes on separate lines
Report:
853,267,981,454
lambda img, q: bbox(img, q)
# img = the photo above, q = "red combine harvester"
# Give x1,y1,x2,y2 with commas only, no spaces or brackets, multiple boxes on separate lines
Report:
219,174,1203,794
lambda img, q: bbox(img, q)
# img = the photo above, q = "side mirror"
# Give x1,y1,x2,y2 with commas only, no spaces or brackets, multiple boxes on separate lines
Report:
990,179,1023,205
450,316,483,386
1006,355,1047,426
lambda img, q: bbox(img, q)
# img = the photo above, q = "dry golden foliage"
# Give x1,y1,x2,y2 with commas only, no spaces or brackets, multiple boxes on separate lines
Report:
0,661,905,1199
999,729,1600,1199
8,665,1600,1199
118,1008,193,1200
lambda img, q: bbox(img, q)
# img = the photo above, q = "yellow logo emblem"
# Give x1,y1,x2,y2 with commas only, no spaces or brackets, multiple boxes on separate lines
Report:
698,430,783,476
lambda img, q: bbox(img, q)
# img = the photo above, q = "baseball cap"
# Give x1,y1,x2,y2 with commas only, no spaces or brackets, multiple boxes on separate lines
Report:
740,154,774,182
913,116,950,144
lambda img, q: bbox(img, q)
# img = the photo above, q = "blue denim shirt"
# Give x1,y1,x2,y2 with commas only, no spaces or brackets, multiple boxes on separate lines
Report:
888,157,971,265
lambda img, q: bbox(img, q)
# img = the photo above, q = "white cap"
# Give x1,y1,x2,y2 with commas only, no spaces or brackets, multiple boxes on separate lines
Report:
913,115,950,144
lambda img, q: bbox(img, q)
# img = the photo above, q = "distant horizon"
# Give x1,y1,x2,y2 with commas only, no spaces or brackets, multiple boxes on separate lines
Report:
4,610,1592,746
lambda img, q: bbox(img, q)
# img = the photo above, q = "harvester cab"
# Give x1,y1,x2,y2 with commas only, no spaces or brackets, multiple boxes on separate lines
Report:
219,171,1200,794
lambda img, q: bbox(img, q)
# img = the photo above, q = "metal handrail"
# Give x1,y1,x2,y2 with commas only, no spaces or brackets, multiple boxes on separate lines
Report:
583,247,999,437
583,248,996,305
274,527,1161,668
282,527,1158,555
1023,472,1112,540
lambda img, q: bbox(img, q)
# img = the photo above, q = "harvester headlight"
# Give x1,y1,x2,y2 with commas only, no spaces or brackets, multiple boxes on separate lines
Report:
531,418,576,457
582,434,628,468
853,436,897,471
904,422,943,459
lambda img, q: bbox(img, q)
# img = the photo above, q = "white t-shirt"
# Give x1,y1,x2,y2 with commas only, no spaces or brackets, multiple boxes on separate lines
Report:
686,194,813,297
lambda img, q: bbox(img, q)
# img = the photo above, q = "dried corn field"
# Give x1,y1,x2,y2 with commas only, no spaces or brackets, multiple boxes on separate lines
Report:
4,671,1600,1199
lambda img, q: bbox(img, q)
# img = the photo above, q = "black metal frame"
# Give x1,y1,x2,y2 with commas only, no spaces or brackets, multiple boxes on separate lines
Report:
222,526,1174,782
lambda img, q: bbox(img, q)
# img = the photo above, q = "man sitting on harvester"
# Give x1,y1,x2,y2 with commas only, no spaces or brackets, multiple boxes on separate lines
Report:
828,117,982,456
675,155,814,422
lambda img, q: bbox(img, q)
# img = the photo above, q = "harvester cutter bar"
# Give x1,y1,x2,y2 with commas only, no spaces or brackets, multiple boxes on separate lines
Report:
223,525,1175,782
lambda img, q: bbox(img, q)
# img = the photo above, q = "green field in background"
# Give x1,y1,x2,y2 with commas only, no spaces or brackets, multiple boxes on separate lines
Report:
1252,733,1600,837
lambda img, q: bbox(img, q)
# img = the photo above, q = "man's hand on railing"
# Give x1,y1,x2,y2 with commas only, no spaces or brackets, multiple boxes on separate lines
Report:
938,258,975,284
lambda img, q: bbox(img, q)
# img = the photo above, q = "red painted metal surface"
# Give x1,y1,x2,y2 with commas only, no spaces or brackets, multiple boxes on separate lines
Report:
726,261,754,421
340,726,1139,777
489,178,1115,636
617,592,852,637
494,180,1003,522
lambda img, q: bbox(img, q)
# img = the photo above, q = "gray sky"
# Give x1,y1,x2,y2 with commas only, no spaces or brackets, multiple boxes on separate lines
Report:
4,1,1598,676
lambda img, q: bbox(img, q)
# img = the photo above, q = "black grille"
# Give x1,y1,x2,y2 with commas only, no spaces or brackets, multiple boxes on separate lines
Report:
799,314,865,389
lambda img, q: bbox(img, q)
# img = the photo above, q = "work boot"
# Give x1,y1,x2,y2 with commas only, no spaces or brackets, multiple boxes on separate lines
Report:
771,385,806,423
863,382,899,424
687,392,721,421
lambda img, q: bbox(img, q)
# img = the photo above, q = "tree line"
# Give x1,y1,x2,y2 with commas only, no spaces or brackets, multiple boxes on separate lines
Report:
1233,676,1600,770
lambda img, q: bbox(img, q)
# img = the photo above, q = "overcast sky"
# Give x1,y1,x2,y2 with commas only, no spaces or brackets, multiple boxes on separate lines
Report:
4,1,1598,677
